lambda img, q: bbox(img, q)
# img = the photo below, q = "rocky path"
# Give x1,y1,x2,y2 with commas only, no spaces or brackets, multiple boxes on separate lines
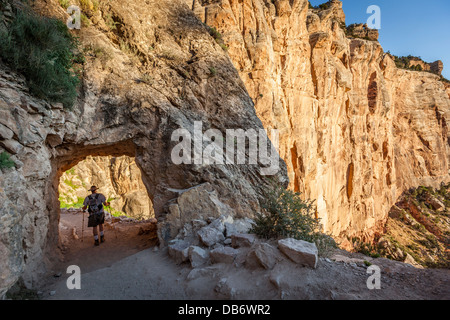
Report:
36,210,450,300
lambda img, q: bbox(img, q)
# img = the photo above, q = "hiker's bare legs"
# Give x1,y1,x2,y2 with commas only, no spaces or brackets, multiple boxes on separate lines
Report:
93,225,98,236
99,224,105,242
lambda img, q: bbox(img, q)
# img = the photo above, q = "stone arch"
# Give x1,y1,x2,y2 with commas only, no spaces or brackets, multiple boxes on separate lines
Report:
43,140,155,263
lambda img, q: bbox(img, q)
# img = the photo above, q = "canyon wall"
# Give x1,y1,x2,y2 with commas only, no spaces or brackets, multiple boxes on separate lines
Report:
0,0,287,296
188,0,450,245
1,0,449,297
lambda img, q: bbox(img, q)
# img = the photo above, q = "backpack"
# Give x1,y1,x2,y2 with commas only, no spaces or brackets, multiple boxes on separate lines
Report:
87,194,103,215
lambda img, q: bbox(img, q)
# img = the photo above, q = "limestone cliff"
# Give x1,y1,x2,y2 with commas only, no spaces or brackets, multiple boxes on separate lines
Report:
1,0,449,298
0,0,287,296
189,0,450,245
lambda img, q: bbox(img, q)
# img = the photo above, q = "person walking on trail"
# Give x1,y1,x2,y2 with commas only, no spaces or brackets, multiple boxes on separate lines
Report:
82,186,110,246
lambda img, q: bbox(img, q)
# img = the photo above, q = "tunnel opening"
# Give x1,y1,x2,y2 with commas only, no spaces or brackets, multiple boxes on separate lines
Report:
58,155,154,221
44,140,159,275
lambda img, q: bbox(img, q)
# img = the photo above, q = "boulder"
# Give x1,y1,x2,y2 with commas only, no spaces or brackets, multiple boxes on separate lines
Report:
0,124,14,140
198,226,225,247
209,217,226,234
428,197,445,212
168,240,190,264
192,219,207,230
246,243,280,270
210,246,238,264
225,218,255,237
231,233,256,248
404,253,423,269
278,238,318,269
188,246,209,268
253,243,280,270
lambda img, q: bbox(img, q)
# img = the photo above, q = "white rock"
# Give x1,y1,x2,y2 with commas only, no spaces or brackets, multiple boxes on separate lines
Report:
209,218,225,233
192,219,207,229
278,238,318,269
224,222,237,237
231,233,256,248
197,226,225,247
225,218,255,237
253,243,280,270
168,240,190,264
188,246,209,268
0,124,14,140
210,246,238,264
0,139,23,155
404,253,423,269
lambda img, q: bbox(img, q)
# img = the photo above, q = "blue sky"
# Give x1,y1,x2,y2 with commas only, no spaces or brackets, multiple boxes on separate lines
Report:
309,0,450,79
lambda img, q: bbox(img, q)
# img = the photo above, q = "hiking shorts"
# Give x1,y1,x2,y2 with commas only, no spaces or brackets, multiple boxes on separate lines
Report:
88,212,105,227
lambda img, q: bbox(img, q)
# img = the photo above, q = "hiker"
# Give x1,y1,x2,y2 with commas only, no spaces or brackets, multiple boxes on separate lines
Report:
82,186,110,246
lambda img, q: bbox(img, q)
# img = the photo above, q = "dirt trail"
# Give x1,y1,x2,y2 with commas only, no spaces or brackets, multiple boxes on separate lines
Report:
52,209,158,274
38,210,450,300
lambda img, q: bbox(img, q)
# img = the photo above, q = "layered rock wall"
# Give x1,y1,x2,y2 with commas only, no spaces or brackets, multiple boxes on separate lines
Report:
189,0,450,245
0,0,287,296
1,0,449,298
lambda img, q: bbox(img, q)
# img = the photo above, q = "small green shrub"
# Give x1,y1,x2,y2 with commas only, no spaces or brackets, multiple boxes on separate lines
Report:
105,13,120,31
205,25,228,51
440,75,450,84
209,67,217,77
158,48,181,61
309,1,331,10
251,186,337,255
220,43,229,51
59,196,84,209
353,238,381,258
80,13,90,27
208,26,222,41
0,152,15,169
0,8,81,108
58,0,70,9
79,0,98,16
140,73,153,85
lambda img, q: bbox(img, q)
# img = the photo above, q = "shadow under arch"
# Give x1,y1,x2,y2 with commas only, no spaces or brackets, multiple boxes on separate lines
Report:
44,139,157,269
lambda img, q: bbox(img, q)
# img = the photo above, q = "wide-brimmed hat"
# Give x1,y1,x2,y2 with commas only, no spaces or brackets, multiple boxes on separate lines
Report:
88,186,99,192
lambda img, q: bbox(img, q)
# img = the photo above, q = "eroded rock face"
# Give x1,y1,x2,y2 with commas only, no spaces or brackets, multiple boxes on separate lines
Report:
190,0,450,244
346,24,379,41
0,0,287,296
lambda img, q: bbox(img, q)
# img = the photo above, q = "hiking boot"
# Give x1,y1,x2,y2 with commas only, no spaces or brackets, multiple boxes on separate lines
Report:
100,235,105,243
94,239,100,246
